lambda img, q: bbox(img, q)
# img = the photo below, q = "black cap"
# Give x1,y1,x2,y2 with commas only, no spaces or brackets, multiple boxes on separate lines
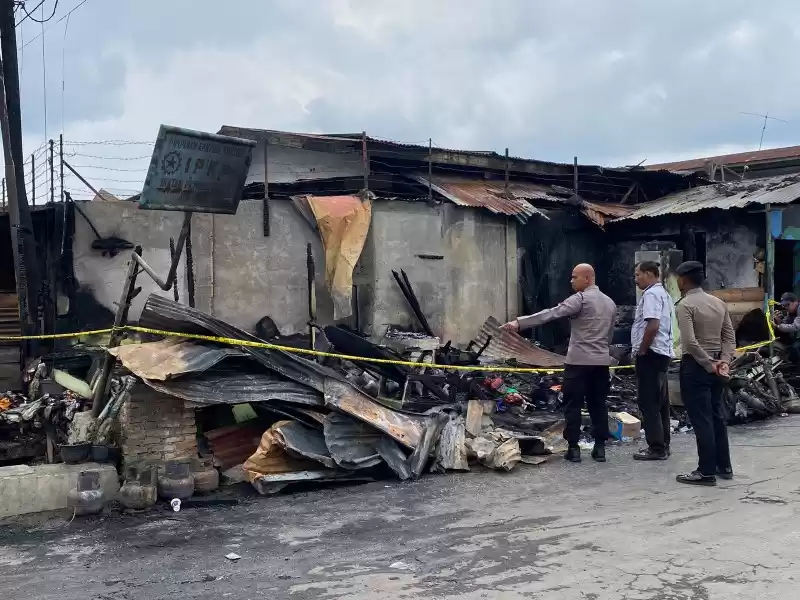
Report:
780,292,798,305
675,261,704,276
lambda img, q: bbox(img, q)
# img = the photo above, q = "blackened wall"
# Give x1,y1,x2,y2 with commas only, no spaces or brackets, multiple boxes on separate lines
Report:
519,209,603,350
605,209,764,305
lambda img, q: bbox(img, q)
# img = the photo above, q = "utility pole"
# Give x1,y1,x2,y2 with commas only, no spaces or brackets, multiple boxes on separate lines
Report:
0,0,43,342
30,153,35,206
1,178,4,210
49,139,54,204
0,65,28,345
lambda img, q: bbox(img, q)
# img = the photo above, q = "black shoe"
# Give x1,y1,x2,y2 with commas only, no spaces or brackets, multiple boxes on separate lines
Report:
564,446,581,463
717,467,734,480
676,471,717,486
633,448,668,461
591,444,606,462
666,445,671,457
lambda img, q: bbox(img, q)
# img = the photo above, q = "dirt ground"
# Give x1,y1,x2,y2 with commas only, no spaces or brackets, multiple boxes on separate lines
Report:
2,418,799,600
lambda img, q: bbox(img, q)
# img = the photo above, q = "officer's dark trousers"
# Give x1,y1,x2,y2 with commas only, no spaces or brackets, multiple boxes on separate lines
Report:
680,355,732,476
562,365,610,445
635,350,671,453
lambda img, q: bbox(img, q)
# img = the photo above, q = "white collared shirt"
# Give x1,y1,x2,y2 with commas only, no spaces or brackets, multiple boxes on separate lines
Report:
631,282,674,358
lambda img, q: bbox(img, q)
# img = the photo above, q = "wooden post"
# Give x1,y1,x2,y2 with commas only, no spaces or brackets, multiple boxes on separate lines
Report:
30,153,35,206
48,139,54,204
262,134,269,237
59,134,64,201
185,219,195,308
427,138,432,202
765,203,775,358
307,243,316,351
63,159,102,198
91,248,142,416
504,148,509,193
362,131,369,192
573,156,579,196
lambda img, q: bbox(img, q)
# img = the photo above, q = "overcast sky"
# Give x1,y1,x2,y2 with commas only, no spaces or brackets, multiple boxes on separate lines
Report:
13,0,800,200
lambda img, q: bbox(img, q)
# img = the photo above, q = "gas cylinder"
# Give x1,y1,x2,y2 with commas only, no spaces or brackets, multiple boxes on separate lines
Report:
67,470,106,516
157,460,194,500
191,457,219,493
118,465,157,510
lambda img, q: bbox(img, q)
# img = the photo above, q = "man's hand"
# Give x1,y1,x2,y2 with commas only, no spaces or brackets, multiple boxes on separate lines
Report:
774,313,783,325
712,361,730,378
500,320,519,333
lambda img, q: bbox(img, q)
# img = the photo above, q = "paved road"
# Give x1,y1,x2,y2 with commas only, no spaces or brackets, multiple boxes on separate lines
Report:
2,418,800,599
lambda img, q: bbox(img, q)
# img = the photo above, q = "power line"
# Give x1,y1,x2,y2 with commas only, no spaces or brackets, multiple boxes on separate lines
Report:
21,0,59,24
64,139,153,146
16,0,46,25
65,152,152,160
40,4,48,150
60,10,69,135
21,0,89,50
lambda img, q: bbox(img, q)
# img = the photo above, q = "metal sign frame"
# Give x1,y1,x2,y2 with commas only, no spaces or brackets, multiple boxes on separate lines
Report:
139,125,256,215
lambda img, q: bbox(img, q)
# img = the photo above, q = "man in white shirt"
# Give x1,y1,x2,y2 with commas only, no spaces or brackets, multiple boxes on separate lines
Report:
631,261,674,461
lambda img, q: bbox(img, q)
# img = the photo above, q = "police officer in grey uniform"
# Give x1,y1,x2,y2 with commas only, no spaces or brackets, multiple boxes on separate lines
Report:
674,261,735,486
503,263,616,463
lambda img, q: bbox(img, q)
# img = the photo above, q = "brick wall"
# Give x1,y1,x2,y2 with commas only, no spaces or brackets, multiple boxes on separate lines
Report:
119,384,197,464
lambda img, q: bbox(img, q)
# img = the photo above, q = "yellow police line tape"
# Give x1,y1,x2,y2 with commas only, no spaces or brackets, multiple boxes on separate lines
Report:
0,305,779,375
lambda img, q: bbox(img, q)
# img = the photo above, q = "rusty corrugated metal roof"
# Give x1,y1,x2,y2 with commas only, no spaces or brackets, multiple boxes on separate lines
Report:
407,174,549,222
408,174,633,226
581,201,633,227
612,174,800,221
109,338,245,381
475,317,566,368
645,145,800,172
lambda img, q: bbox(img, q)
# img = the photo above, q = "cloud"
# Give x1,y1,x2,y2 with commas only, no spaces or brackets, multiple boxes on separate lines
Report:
13,0,800,200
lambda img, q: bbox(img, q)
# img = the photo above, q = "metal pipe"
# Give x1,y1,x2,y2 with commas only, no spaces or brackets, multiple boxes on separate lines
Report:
131,211,192,291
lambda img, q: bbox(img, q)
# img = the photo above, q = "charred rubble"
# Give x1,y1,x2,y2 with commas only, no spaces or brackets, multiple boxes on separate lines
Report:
3,290,799,499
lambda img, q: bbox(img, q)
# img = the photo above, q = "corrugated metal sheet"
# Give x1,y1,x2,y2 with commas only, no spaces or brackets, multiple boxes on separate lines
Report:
475,317,566,368
322,411,383,470
408,174,633,226
109,338,245,381
408,174,548,221
645,145,800,172
206,424,264,469
323,379,427,449
274,421,336,469
142,367,323,407
613,174,800,221
139,295,343,392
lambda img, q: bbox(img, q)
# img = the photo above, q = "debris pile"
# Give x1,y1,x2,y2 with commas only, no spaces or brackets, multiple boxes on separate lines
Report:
100,295,574,494
724,352,800,422
0,386,90,464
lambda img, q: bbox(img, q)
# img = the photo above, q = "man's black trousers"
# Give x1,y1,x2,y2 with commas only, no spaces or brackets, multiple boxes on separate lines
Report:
562,364,610,445
635,350,671,453
679,355,732,476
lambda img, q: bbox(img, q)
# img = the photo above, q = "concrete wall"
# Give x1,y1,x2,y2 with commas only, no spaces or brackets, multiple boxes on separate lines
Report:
73,200,333,335
73,202,189,325
72,198,516,344
364,201,517,344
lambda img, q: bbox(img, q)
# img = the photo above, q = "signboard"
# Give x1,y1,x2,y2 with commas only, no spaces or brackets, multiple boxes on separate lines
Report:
139,125,256,214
